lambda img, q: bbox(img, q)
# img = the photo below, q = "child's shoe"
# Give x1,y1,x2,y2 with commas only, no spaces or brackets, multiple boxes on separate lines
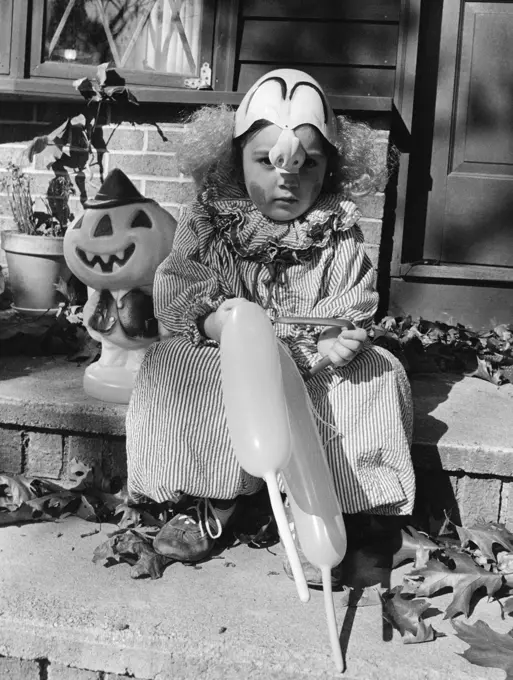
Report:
153,497,237,562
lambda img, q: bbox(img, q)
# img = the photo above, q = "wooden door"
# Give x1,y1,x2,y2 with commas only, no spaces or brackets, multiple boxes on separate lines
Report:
426,1,513,269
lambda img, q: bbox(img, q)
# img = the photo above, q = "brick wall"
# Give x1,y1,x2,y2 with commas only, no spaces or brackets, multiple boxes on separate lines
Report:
0,101,388,271
3,419,513,530
0,424,126,483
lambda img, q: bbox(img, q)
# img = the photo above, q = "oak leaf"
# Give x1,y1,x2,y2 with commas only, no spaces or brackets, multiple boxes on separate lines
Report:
404,551,503,619
68,458,95,489
93,528,169,580
381,586,439,644
453,619,513,679
392,525,439,568
468,356,505,385
0,474,36,510
0,501,47,525
456,522,513,561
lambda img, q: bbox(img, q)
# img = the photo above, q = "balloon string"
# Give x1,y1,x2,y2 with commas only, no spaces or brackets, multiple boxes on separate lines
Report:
304,388,343,448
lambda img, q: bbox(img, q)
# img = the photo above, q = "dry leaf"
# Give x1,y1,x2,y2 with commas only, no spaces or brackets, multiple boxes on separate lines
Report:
113,503,143,529
75,495,103,522
392,525,439,568
456,522,513,561
468,356,505,385
381,586,439,643
93,529,170,579
0,475,37,510
0,501,48,525
453,619,513,679
68,458,95,489
404,551,503,619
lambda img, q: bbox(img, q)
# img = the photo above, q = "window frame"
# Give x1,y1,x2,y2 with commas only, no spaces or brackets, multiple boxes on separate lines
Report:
28,0,216,88
0,0,13,74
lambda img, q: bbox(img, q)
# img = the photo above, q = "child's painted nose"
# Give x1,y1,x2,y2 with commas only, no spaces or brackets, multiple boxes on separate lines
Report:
269,129,305,174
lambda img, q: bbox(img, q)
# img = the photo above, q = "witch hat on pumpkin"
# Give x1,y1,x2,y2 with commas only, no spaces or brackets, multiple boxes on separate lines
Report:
84,168,154,210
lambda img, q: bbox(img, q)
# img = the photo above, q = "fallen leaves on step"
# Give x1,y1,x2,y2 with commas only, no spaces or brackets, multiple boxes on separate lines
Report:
93,528,170,579
0,474,37,509
456,522,513,561
0,474,80,524
404,550,504,619
381,586,440,643
392,525,439,568
453,619,513,679
0,467,136,526
372,317,513,384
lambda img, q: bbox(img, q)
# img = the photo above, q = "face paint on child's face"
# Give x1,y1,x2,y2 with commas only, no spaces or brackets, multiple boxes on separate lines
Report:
242,124,328,221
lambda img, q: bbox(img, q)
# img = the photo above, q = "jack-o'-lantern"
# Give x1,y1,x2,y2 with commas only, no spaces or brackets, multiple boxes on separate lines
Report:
64,169,176,290
63,169,177,404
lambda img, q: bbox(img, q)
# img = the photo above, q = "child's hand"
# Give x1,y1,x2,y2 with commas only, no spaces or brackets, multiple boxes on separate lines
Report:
201,298,247,342
317,326,367,368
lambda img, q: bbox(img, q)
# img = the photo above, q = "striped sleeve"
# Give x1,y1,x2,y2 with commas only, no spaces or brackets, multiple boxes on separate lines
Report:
286,225,379,371
153,204,226,344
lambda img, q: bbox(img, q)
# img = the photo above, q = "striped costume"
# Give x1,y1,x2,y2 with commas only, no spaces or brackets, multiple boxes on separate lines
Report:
126,189,415,515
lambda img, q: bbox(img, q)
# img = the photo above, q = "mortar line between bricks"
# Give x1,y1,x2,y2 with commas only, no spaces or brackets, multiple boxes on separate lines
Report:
21,431,28,474
58,434,65,479
6,169,194,183
415,466,509,480
499,480,505,524
103,123,186,131
39,657,49,680
106,150,177,157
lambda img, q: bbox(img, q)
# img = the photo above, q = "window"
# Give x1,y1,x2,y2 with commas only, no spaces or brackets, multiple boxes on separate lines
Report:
31,0,215,87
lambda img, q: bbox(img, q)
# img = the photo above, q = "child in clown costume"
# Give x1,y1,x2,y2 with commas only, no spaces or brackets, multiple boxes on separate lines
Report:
126,69,415,581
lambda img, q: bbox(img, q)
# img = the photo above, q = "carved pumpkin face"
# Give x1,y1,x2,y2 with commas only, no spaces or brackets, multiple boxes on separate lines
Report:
63,201,176,290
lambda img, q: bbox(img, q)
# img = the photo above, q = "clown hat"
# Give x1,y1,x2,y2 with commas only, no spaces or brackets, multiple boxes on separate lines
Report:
84,168,154,209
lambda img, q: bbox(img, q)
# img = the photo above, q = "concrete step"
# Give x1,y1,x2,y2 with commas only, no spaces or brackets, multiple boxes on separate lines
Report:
1,356,513,678
0,516,508,680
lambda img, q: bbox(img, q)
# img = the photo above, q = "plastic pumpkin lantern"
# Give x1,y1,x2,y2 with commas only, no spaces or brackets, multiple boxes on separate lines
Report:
64,169,177,404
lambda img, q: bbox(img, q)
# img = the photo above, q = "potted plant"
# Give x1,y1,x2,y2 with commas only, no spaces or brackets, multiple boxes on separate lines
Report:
0,64,139,315
0,164,75,314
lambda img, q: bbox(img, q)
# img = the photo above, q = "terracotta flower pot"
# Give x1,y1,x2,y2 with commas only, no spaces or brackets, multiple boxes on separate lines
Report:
0,231,69,315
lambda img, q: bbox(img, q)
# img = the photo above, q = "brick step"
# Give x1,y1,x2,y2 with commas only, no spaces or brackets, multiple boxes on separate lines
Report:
1,355,513,528
0,355,127,482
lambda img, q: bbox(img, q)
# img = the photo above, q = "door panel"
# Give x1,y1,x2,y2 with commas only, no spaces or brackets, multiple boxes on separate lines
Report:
444,176,513,266
427,1,513,268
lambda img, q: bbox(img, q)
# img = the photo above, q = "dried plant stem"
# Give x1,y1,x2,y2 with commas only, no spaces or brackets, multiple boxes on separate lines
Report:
3,164,36,234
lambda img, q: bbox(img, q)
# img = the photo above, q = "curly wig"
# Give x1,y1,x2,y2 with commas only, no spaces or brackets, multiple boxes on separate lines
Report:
177,104,392,199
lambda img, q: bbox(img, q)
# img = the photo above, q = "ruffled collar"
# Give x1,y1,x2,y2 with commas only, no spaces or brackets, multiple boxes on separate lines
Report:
203,193,361,264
